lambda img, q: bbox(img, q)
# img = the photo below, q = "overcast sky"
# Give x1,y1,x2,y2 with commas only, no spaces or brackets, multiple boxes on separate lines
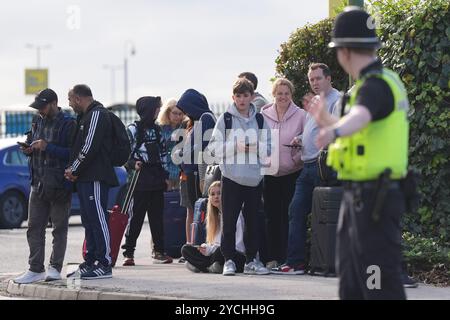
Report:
1,0,329,109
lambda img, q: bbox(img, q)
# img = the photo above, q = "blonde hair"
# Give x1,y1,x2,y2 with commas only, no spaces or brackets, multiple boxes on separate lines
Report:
156,98,180,126
206,181,221,245
271,78,295,97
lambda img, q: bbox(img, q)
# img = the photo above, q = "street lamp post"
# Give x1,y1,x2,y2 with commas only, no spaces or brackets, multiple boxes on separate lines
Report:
103,65,123,104
123,40,136,106
26,43,51,68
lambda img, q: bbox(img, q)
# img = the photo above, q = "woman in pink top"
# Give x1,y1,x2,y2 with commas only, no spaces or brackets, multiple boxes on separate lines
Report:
261,78,307,269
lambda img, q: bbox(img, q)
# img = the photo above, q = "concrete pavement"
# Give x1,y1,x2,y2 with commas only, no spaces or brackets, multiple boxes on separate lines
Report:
4,257,450,300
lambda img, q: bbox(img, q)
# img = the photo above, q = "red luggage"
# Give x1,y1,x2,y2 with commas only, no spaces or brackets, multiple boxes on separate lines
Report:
82,170,140,267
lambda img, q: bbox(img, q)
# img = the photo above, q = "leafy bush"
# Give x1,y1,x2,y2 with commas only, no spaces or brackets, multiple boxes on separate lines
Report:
403,232,450,286
370,0,450,243
276,0,450,243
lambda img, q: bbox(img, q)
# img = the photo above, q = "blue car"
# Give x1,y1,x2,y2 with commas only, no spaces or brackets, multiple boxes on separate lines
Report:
0,137,128,229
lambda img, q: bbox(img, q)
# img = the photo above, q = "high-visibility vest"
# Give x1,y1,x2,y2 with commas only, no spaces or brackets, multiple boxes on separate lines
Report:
327,68,409,181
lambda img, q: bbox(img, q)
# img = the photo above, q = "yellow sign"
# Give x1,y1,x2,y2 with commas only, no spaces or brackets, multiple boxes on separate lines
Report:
25,69,48,95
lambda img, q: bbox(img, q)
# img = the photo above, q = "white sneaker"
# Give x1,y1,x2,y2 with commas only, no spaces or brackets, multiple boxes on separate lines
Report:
45,266,62,281
14,270,46,284
244,259,270,275
185,262,201,273
222,259,236,276
266,260,279,269
207,261,223,274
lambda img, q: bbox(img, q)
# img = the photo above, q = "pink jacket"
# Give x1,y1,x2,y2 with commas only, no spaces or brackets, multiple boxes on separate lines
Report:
261,102,307,177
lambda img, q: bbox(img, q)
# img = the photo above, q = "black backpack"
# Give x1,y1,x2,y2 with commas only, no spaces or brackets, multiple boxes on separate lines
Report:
202,112,264,197
109,112,131,167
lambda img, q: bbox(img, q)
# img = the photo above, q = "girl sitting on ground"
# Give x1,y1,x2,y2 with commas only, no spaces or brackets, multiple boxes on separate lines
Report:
181,181,245,273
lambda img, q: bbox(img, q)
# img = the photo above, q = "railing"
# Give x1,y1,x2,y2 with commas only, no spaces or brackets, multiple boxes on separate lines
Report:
0,103,232,139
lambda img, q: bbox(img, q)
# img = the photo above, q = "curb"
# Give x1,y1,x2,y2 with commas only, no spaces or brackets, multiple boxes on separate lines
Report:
6,280,180,300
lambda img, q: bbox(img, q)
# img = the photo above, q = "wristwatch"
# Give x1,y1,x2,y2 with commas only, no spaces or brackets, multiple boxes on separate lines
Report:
333,127,341,140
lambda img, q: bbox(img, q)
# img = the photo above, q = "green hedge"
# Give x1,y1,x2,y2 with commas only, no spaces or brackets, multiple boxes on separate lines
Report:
276,0,450,243
372,0,450,243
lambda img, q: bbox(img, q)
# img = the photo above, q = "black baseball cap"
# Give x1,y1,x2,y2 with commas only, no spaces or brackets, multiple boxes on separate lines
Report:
29,88,58,109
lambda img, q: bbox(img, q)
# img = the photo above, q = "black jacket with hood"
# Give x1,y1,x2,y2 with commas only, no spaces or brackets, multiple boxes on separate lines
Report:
69,101,118,187
126,96,169,191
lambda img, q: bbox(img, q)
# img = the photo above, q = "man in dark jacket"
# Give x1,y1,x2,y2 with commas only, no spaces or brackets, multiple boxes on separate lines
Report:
65,84,118,280
14,88,75,284
121,96,172,266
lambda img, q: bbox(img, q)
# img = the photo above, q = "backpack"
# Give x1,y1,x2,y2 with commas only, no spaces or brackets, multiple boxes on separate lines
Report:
223,111,264,134
202,112,264,197
191,198,208,245
109,112,132,167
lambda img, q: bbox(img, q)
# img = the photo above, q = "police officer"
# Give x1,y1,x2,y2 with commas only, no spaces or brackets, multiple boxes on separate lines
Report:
307,7,408,299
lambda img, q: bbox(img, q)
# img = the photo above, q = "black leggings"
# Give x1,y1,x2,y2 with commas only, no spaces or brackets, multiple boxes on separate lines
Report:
122,189,165,256
181,244,245,273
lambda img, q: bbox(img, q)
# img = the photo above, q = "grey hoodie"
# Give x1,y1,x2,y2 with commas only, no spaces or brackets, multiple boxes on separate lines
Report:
207,103,270,187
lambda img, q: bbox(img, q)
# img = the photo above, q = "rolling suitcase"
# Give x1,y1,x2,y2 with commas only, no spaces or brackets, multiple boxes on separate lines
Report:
163,190,186,258
309,186,343,277
82,170,140,267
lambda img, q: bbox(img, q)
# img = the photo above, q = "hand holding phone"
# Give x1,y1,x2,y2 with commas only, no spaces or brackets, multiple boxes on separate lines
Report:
17,141,31,148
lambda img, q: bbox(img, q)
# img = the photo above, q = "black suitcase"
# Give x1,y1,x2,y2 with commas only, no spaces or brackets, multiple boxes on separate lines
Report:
309,186,343,277
163,190,186,258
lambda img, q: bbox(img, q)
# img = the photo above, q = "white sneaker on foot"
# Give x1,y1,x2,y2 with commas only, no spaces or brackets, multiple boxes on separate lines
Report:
185,262,201,273
207,261,223,274
222,259,236,276
244,259,270,275
14,270,46,284
45,266,62,281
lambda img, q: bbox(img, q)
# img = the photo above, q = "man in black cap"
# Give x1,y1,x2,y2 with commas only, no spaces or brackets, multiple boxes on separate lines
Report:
306,6,410,299
65,84,119,279
14,89,76,284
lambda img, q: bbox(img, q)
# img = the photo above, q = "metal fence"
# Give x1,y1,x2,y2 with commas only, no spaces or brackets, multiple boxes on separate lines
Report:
0,103,231,139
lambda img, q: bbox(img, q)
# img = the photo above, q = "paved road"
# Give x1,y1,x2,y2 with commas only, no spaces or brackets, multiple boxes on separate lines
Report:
0,216,154,274
1,216,450,300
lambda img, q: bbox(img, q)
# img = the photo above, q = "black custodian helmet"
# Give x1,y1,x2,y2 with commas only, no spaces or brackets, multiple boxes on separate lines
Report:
329,6,381,49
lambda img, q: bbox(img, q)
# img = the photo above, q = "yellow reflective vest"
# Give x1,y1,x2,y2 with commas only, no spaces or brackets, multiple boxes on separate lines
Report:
327,68,409,181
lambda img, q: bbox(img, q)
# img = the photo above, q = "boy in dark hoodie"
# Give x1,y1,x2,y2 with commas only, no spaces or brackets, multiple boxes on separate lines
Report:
121,96,172,265
175,89,216,244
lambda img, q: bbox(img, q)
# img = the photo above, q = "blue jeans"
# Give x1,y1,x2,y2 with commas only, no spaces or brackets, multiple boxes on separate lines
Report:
286,161,320,266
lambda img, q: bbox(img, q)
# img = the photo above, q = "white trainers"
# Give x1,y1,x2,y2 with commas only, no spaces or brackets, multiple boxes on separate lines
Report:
244,259,270,275
207,261,223,274
185,262,201,273
266,260,279,269
222,259,236,276
45,266,62,282
13,270,46,284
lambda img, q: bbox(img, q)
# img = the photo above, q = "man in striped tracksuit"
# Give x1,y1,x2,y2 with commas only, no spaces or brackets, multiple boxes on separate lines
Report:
65,84,118,279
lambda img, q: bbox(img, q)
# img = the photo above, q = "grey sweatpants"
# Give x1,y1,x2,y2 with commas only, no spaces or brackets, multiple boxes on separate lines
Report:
27,187,71,273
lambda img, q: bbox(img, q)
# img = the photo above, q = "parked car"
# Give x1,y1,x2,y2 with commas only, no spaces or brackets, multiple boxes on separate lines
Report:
0,137,128,229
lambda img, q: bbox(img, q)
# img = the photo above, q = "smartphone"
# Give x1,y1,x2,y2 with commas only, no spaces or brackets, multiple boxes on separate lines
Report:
283,144,301,149
17,141,31,148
